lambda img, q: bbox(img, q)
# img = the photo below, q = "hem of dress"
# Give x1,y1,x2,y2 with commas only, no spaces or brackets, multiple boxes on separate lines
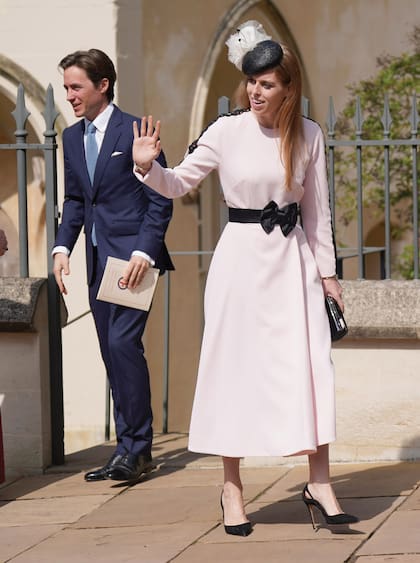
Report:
188,437,336,458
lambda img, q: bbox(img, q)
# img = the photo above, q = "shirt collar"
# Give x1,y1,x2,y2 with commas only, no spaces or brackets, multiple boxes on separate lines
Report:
84,103,114,134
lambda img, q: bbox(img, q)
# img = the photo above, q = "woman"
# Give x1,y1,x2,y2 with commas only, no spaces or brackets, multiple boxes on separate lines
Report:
132,21,358,535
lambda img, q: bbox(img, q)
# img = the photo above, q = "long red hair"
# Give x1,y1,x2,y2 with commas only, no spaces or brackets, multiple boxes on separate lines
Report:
233,44,304,191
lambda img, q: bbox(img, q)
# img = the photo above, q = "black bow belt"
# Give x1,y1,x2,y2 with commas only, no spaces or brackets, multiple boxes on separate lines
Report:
228,201,299,236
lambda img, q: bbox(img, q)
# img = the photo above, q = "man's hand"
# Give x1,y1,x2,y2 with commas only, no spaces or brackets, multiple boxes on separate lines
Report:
121,255,150,289
53,253,70,294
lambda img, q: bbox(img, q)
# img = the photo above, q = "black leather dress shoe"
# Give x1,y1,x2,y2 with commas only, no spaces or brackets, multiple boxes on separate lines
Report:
84,453,124,482
105,453,154,482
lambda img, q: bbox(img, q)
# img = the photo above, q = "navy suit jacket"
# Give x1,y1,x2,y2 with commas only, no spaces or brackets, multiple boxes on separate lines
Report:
55,105,174,284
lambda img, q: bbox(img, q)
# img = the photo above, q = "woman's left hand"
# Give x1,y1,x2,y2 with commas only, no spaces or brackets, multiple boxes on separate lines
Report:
322,277,344,312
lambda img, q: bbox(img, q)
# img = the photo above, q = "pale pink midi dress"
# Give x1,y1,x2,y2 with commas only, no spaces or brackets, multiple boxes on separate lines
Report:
136,110,337,457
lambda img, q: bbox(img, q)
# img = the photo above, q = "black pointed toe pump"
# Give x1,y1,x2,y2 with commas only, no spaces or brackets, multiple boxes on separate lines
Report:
220,493,253,537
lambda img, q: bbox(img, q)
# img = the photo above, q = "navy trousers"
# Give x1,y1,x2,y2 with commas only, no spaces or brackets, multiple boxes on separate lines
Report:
88,251,153,458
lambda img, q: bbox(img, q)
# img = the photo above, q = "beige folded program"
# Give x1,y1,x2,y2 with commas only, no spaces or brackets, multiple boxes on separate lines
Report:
97,256,159,311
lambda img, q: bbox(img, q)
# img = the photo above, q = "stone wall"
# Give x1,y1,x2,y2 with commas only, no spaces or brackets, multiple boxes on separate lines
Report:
0,278,52,478
340,280,420,340
332,280,420,462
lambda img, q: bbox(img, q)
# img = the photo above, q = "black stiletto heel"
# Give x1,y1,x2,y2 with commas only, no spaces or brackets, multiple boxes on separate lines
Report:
220,493,253,537
302,484,359,530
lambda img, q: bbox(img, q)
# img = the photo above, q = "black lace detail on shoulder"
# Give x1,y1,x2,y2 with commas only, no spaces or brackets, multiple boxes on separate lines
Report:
302,115,322,128
187,108,250,154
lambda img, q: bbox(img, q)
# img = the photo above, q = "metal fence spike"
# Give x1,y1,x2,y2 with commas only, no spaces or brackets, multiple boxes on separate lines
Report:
218,95,230,115
11,84,30,136
353,96,364,137
326,96,337,137
301,96,310,118
42,84,59,134
381,93,392,137
410,93,419,136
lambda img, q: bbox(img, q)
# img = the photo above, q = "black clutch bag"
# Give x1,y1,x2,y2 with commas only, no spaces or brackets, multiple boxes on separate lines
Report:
325,295,348,341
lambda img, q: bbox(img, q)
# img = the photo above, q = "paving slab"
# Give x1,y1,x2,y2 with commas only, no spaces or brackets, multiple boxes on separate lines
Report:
153,434,188,446
355,557,420,562
47,443,117,474
252,464,314,502
49,434,189,475
398,482,420,510
0,525,63,562
323,462,420,498
152,435,220,470
1,440,420,563
172,538,361,563
356,508,420,556
71,485,263,529
0,472,128,500
253,462,420,504
203,496,403,543
129,466,287,490
0,495,110,526
7,523,211,563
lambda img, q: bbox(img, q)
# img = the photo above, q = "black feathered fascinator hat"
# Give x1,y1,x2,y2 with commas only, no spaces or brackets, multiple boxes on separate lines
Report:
226,20,283,75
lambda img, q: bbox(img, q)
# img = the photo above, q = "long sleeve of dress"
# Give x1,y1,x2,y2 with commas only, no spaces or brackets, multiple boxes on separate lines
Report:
134,121,221,198
300,124,336,277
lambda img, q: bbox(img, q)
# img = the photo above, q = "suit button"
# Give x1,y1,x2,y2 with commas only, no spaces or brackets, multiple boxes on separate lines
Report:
92,203,96,207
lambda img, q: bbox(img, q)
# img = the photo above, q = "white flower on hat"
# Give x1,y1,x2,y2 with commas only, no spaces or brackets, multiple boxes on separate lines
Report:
225,20,272,71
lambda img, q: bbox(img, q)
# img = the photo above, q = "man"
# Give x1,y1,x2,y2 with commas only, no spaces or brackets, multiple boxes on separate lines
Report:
0,229,7,256
53,49,174,482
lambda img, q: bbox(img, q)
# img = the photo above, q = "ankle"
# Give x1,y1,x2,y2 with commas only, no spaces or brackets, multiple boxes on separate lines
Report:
223,482,243,498
306,482,342,514
307,481,332,494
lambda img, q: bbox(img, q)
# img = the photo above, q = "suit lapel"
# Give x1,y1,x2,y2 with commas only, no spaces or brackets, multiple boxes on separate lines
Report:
92,106,123,196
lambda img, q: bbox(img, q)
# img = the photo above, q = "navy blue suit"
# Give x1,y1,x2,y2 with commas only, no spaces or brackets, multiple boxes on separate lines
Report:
55,105,174,458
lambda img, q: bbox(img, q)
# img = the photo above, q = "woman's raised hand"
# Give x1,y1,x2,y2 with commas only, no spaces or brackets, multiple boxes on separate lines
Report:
132,115,161,173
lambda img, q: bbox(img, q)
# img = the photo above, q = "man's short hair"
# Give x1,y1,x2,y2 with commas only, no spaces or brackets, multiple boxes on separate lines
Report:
59,48,116,102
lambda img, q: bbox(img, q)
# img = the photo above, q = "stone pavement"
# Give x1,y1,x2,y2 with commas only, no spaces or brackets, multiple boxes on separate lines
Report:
1,433,420,563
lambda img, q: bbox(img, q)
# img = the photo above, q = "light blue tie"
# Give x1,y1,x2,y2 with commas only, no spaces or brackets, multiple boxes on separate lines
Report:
86,122,98,183
86,122,98,245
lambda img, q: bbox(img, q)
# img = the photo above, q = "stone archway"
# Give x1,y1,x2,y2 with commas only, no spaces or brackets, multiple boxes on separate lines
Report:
189,0,309,261
189,0,310,142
